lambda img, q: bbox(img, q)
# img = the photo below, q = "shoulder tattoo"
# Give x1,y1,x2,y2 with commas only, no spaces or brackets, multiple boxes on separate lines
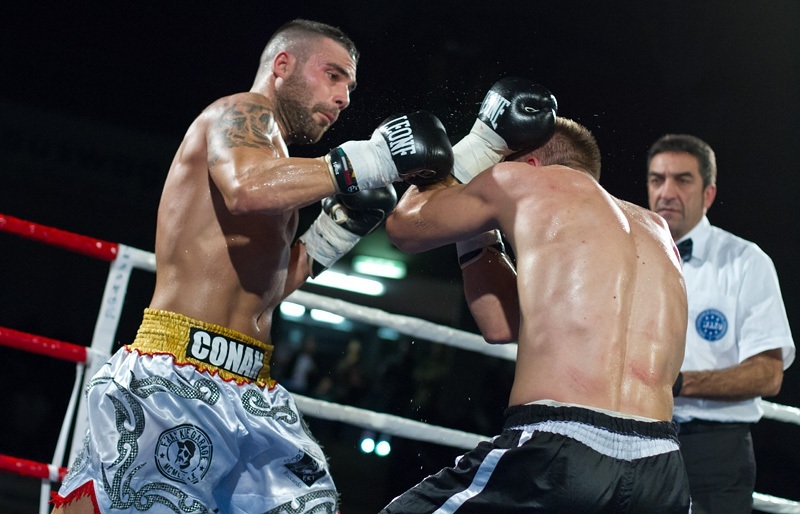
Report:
213,101,277,151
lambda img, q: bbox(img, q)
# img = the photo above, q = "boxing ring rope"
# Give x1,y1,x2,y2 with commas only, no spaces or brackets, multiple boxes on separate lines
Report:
1,213,798,513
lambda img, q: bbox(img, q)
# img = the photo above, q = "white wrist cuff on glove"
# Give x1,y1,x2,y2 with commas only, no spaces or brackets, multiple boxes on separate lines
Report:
300,212,362,269
336,131,399,191
456,229,504,268
452,119,510,184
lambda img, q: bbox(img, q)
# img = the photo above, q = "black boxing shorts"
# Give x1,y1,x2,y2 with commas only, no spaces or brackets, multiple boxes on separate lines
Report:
381,401,691,513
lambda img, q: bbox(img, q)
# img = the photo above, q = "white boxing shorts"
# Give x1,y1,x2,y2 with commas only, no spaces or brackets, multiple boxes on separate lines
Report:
53,308,338,514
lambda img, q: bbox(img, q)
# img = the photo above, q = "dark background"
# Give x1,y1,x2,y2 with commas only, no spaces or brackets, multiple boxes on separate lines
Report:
1,1,798,512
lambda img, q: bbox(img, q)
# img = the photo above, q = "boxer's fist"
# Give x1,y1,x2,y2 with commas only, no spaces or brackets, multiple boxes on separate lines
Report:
378,112,454,186
322,186,398,237
478,77,558,151
328,111,454,192
300,186,398,278
456,229,506,269
453,77,558,183
672,372,683,397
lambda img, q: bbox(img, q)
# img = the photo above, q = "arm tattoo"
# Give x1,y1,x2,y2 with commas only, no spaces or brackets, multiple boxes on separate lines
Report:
213,101,277,151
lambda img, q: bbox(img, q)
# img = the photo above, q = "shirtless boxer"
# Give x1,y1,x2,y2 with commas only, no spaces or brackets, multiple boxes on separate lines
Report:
382,115,692,512
51,19,454,514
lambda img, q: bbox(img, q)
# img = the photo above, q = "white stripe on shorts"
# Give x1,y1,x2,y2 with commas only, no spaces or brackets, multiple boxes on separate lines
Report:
517,420,679,460
432,448,507,514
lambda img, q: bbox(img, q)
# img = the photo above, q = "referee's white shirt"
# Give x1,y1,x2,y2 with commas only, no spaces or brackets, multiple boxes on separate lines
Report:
673,216,795,423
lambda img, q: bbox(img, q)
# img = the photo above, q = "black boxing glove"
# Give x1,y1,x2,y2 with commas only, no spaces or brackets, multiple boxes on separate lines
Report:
452,77,558,183
456,229,508,269
327,111,454,192
299,186,398,278
672,372,683,397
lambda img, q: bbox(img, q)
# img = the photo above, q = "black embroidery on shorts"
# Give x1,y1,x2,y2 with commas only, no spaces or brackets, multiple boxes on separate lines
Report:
62,429,91,484
87,375,210,513
283,450,326,487
130,373,221,404
262,489,338,514
156,424,213,485
241,390,298,424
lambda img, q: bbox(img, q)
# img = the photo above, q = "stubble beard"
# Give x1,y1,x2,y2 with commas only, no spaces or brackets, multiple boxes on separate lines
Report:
277,73,329,145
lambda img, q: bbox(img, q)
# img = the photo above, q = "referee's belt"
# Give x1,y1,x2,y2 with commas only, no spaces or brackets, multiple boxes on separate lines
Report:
676,419,751,435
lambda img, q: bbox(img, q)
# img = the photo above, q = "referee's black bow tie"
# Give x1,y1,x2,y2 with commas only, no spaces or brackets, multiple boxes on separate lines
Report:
677,239,693,262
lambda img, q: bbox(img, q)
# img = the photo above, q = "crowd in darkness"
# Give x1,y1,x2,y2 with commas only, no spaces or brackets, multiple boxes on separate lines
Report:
268,318,518,503
271,319,516,439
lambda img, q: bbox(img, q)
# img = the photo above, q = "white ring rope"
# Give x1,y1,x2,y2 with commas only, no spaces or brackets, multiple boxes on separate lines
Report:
753,493,800,514
293,394,488,450
286,290,518,362
1,214,797,513
761,400,800,426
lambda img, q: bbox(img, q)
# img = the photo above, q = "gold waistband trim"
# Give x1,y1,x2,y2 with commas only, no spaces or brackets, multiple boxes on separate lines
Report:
129,308,274,387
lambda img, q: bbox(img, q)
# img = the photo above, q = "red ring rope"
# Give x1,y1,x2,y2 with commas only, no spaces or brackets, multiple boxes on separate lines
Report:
0,326,87,363
0,213,118,262
0,454,67,481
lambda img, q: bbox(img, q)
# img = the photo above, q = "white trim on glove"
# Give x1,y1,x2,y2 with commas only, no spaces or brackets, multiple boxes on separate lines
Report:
336,130,400,190
456,229,504,269
299,211,362,269
451,119,510,184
